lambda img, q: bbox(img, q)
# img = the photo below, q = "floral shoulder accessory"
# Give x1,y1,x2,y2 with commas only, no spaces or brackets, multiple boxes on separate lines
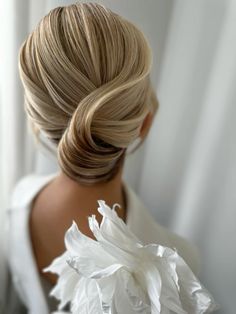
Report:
44,200,219,314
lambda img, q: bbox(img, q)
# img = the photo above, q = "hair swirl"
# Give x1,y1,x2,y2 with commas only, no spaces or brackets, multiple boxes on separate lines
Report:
19,2,159,184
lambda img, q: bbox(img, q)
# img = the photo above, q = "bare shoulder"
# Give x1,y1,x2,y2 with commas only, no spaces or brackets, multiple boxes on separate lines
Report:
29,182,97,285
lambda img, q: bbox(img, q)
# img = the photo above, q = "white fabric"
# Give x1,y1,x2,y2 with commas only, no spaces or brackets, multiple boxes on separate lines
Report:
7,172,200,314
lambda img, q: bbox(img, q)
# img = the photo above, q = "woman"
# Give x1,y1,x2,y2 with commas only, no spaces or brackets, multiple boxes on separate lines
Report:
7,2,208,313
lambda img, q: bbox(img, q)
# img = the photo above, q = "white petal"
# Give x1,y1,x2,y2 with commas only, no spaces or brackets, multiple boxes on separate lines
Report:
65,221,117,274
89,263,125,279
174,254,220,313
71,277,103,314
50,266,80,310
43,251,69,275
95,273,117,306
96,200,142,247
88,207,141,269
140,263,162,313
65,221,97,255
112,269,148,314
121,269,150,312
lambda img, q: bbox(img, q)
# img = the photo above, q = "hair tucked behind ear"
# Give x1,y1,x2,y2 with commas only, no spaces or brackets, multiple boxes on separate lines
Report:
19,2,159,185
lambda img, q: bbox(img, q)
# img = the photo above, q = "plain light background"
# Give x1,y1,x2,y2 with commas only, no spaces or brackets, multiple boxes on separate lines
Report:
1,0,236,313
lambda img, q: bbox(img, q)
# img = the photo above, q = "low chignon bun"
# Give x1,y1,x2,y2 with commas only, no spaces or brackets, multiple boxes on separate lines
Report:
19,2,159,185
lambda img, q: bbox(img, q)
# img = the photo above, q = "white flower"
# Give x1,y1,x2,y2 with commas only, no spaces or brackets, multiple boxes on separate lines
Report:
44,200,219,314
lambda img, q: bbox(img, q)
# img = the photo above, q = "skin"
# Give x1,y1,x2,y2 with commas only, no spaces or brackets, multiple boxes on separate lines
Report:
29,111,154,285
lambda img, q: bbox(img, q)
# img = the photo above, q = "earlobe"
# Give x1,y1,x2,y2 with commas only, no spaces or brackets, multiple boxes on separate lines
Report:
126,136,142,154
139,111,153,139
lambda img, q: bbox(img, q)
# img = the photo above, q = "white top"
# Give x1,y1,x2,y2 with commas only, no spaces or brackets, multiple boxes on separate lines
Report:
7,172,201,314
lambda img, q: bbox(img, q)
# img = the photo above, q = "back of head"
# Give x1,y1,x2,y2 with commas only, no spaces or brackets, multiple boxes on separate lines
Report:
19,2,159,185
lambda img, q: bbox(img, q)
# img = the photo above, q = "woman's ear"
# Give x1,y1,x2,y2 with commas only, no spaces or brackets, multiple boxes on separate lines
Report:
126,111,155,155
139,111,154,140
139,85,159,140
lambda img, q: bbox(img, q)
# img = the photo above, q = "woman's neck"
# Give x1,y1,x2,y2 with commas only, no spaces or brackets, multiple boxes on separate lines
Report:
51,168,127,222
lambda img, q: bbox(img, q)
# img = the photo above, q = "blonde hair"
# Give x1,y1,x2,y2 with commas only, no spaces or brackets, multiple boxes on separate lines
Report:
19,2,159,185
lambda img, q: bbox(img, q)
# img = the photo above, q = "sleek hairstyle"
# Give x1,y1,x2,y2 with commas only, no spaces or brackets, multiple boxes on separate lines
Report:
19,2,159,185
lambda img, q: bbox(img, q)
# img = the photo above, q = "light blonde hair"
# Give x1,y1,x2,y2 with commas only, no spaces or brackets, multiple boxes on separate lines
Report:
19,2,159,185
